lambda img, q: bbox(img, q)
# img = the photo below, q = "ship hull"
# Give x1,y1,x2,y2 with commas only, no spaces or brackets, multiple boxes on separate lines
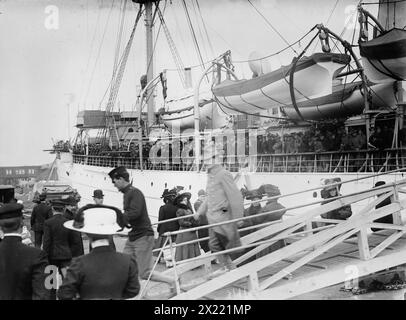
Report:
56,152,405,227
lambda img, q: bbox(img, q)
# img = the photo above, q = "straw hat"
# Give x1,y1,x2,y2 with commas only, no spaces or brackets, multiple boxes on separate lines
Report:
64,205,126,235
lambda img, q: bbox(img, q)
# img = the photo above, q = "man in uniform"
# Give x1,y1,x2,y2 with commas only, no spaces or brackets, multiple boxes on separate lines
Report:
108,166,178,295
193,142,244,276
0,203,50,299
30,194,53,248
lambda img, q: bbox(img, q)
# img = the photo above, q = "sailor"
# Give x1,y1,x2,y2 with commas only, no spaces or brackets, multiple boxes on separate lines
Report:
193,142,244,277
30,193,53,248
108,166,179,294
81,189,116,251
0,203,51,300
58,205,140,300
43,200,84,299
194,189,210,253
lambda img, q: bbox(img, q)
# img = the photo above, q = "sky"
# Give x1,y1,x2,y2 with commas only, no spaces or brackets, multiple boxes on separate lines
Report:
0,0,376,166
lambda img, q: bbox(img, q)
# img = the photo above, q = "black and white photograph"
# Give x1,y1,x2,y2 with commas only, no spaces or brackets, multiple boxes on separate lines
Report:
1,0,406,304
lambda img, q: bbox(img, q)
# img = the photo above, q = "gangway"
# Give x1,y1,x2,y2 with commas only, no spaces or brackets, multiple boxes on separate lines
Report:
146,172,406,300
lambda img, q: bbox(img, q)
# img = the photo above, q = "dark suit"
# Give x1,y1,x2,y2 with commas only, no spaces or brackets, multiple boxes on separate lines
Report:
57,246,140,300
30,202,53,248
43,214,84,264
0,236,50,300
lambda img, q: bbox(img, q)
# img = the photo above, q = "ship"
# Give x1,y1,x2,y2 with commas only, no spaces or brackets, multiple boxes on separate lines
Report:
53,0,406,226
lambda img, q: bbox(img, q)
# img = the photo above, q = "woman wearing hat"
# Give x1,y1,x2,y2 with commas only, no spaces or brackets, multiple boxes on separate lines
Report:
173,192,201,262
320,178,352,221
156,188,180,265
58,205,140,300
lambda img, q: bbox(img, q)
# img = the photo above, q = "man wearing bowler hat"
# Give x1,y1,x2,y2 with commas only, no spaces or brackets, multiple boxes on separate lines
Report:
30,193,53,248
80,189,116,251
92,189,104,205
0,203,51,299
108,166,179,294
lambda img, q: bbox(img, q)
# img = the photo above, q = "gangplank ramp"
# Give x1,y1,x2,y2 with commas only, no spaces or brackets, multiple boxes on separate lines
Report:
168,180,406,300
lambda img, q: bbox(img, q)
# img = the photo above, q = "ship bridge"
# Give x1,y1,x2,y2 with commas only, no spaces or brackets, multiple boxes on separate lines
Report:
140,174,406,300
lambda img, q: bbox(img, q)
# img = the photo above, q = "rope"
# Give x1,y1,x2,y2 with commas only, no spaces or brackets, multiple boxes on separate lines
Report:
247,0,297,55
232,25,317,64
83,0,116,106
181,0,207,76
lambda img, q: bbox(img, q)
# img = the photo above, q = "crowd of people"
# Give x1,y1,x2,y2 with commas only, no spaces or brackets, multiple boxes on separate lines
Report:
0,142,397,299
70,123,395,157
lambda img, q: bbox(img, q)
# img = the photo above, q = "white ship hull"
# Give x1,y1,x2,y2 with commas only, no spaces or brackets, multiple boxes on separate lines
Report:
56,152,405,227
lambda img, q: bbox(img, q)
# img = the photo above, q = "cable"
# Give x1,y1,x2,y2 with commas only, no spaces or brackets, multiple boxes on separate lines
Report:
232,25,317,64
247,0,297,55
181,0,209,82
83,0,116,106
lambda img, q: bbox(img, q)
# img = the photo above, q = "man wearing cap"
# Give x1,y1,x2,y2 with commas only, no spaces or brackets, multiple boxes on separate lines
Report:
30,193,53,248
0,203,51,299
58,205,140,300
193,141,244,275
108,166,178,292
43,201,84,299
194,189,210,253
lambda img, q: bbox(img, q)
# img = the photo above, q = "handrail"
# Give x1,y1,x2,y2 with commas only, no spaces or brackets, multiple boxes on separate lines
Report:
162,181,402,237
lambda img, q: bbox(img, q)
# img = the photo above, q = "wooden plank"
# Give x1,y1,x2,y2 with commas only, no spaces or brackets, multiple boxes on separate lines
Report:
241,186,396,247
256,246,406,300
248,273,260,292
259,228,359,290
235,222,305,266
172,191,406,300
282,259,327,270
357,227,371,260
370,231,406,258
172,202,406,300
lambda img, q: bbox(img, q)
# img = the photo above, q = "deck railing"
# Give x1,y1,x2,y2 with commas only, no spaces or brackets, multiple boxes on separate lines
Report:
72,148,406,173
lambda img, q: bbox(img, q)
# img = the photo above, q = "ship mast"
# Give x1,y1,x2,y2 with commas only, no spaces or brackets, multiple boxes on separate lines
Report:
133,0,157,130
145,1,155,128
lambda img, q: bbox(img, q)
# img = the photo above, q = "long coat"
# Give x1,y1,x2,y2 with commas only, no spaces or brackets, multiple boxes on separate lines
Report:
175,207,201,261
43,214,84,262
157,202,180,235
197,164,243,250
30,202,53,232
57,246,140,300
0,236,50,300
